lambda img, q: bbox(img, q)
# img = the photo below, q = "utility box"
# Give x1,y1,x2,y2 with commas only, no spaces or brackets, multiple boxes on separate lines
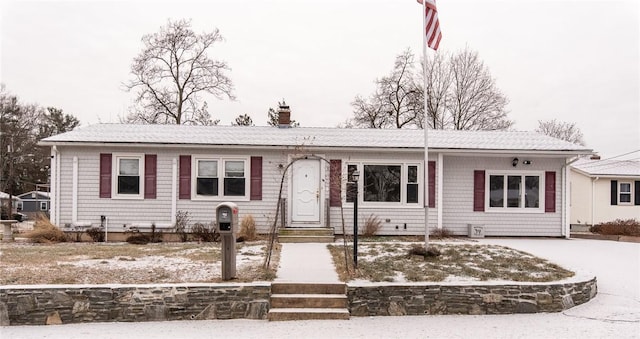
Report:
216,202,238,280
468,224,485,238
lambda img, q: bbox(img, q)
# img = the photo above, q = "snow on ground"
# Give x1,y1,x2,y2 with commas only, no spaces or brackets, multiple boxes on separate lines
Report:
2,238,639,338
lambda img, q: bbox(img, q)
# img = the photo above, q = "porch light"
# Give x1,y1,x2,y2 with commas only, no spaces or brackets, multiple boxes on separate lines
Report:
351,170,360,182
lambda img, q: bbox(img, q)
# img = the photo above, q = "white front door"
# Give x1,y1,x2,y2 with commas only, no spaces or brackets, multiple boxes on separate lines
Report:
291,159,321,225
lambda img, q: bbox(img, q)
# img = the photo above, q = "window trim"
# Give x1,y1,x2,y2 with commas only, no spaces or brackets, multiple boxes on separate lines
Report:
485,170,545,213
111,153,145,200
618,181,633,205
345,161,423,208
191,156,249,201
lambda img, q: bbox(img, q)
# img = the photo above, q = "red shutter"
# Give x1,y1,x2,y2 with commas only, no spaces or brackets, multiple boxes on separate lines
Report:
250,156,263,200
545,171,556,213
99,153,112,198
179,155,191,199
428,161,435,208
330,160,342,207
144,154,157,199
473,170,485,211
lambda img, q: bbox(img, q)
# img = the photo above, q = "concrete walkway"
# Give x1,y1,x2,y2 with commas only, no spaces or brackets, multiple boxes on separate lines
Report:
275,243,340,283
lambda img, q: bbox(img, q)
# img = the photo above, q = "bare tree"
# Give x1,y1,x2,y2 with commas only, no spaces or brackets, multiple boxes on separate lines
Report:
351,49,422,129
232,113,254,126
448,47,512,131
350,47,512,131
536,119,586,145
420,51,452,129
124,19,234,125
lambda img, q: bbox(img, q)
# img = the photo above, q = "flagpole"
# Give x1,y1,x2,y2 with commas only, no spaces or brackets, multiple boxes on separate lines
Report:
422,0,430,250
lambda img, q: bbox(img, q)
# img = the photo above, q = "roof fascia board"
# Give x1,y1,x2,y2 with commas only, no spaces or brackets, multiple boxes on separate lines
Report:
38,141,591,156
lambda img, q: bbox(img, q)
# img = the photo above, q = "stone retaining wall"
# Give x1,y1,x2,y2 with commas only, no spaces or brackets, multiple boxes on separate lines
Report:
347,277,597,316
0,283,270,326
0,277,597,325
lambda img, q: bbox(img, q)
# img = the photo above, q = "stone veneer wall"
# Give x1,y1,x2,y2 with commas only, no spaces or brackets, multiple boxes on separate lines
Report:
347,277,597,316
0,283,270,326
0,278,597,325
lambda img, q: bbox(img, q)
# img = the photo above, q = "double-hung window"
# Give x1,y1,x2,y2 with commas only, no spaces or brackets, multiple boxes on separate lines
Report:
196,160,218,196
619,182,632,204
224,161,246,196
487,171,543,212
113,155,144,198
193,157,248,199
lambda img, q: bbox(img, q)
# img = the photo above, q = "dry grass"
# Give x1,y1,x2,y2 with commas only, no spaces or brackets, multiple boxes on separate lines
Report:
239,214,258,241
0,241,276,285
329,242,574,283
360,214,382,237
22,215,67,243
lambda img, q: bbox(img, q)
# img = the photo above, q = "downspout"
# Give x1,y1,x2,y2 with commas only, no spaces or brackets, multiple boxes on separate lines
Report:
50,146,60,226
562,156,581,238
437,153,443,229
591,177,599,227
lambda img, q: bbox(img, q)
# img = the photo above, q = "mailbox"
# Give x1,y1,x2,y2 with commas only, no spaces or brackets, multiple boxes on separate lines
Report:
216,202,238,280
216,202,238,234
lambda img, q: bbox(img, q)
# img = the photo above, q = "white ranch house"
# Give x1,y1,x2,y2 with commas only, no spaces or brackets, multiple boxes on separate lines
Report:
570,158,640,226
40,117,591,238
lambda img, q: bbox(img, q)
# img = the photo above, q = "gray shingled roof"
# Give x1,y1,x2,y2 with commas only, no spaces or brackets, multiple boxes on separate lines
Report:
572,158,640,177
40,123,591,153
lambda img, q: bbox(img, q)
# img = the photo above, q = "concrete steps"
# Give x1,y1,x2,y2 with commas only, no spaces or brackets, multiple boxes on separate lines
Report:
268,283,349,321
278,228,335,243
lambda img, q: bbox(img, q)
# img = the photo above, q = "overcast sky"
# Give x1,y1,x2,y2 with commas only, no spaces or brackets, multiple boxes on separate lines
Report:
1,0,638,158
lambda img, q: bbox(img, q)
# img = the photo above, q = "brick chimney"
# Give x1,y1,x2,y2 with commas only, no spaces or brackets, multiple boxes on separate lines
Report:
590,154,601,160
278,101,291,128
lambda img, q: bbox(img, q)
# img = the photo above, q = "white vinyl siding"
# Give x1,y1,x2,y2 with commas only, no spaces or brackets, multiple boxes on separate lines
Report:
442,156,564,237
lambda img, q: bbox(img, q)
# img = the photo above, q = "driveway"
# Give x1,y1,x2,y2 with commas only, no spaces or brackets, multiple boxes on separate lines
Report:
2,238,639,339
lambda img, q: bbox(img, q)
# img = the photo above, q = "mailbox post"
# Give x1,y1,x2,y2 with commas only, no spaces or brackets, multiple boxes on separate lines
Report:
216,202,238,280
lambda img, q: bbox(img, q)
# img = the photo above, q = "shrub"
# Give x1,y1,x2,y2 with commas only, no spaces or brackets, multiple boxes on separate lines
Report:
86,227,105,242
239,214,258,241
149,223,163,243
408,244,441,258
126,233,150,245
430,228,453,239
191,222,219,242
360,214,382,237
590,219,640,236
24,215,67,243
174,210,190,242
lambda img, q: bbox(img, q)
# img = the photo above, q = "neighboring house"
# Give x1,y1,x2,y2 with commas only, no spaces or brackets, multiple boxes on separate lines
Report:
16,191,51,215
0,191,21,217
570,158,640,226
39,106,591,238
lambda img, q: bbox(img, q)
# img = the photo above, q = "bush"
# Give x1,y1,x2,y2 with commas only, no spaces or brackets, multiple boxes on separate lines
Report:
360,214,382,237
191,222,219,242
174,210,190,242
86,227,105,242
126,233,150,245
590,219,640,236
430,228,453,239
408,244,441,258
149,223,163,243
239,214,258,241
24,215,67,243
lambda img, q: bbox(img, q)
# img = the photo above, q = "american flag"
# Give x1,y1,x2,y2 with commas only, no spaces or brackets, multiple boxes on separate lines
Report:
417,0,442,51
